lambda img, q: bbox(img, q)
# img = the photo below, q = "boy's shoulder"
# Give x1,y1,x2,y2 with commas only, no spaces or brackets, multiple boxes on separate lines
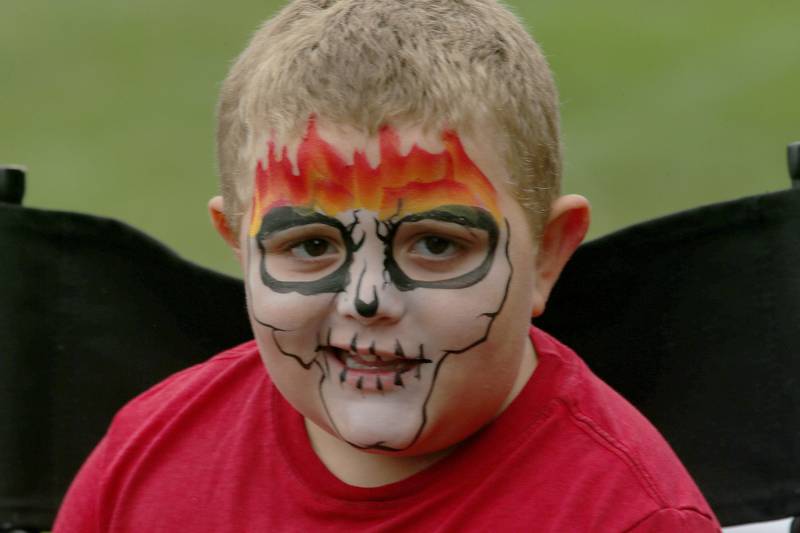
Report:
523,327,718,527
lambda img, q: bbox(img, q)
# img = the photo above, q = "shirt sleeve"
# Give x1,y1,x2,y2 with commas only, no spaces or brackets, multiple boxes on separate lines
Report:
52,436,108,533
626,507,721,532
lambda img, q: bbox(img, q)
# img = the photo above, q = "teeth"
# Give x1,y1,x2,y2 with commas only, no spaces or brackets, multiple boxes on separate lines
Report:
342,350,404,371
332,346,422,374
345,356,370,369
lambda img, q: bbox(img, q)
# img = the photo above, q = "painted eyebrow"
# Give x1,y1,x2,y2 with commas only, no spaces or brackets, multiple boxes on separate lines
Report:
397,206,495,230
257,206,344,236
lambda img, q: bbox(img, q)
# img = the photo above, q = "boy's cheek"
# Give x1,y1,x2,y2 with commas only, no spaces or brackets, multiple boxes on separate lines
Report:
426,346,517,423
248,287,333,331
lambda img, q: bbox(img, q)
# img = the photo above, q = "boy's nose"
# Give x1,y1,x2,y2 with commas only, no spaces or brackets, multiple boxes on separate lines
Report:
336,258,405,324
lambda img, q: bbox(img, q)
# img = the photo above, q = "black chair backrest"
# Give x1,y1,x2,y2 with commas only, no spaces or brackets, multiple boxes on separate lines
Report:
0,200,251,530
538,187,800,526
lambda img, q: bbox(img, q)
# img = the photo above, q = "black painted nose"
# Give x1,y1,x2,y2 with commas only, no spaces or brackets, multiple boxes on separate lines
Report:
354,266,379,317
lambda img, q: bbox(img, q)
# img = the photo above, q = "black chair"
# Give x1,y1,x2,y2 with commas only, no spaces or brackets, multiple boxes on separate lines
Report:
0,167,251,531
1,143,799,531
537,142,800,528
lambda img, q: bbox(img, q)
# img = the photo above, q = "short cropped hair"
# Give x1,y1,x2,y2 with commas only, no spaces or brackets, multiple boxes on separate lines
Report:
217,0,561,237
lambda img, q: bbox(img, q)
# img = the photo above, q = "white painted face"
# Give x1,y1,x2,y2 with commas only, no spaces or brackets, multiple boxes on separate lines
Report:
242,119,537,455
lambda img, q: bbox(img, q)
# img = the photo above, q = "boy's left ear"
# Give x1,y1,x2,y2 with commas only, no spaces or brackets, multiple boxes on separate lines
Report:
531,194,591,318
208,196,240,255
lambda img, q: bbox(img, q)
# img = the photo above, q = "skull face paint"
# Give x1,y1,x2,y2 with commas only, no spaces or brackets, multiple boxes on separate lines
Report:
244,119,529,453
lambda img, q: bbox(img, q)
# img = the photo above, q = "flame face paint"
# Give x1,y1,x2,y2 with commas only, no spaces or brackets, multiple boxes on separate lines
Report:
245,119,528,453
248,119,501,236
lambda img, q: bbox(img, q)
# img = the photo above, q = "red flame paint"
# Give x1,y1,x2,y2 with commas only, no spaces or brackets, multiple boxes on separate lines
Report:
249,119,500,235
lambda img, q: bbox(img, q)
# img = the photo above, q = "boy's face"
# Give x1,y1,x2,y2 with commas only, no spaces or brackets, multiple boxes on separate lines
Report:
238,118,541,455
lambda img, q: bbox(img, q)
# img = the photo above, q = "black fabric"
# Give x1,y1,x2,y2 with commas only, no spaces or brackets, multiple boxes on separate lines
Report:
538,188,800,526
0,204,251,530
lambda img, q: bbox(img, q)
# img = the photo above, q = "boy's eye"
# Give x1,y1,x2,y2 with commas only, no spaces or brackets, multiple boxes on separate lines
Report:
258,223,346,282
392,219,491,282
410,236,459,259
291,238,335,259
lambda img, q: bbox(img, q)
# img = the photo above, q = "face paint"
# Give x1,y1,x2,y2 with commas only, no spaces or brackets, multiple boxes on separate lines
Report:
248,118,501,236
244,119,530,453
255,207,358,295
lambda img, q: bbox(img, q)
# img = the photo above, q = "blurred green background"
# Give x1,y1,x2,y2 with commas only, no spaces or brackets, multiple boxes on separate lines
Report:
2,0,798,277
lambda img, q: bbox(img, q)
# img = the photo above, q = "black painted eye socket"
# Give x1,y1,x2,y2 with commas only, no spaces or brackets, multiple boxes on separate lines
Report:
256,206,354,295
254,205,499,294
384,206,499,291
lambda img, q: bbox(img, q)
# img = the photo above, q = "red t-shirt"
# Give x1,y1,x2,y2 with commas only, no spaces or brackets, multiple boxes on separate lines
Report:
54,327,720,532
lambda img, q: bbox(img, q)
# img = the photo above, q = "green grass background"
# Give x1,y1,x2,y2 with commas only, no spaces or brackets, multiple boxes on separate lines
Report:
2,0,798,277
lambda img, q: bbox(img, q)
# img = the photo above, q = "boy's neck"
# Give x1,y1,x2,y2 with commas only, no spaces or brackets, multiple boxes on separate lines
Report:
303,338,538,487
304,420,455,487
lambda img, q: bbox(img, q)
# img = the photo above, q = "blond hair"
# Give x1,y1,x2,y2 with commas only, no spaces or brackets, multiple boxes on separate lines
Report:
217,0,561,237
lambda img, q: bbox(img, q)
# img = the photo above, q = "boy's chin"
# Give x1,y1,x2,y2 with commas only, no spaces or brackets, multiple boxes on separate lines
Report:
337,422,422,453
319,383,430,452
324,410,471,458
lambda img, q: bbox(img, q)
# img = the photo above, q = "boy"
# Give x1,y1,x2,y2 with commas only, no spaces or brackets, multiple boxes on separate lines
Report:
55,0,720,530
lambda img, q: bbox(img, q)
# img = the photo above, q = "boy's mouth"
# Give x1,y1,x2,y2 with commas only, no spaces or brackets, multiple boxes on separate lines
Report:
322,344,432,392
327,345,431,371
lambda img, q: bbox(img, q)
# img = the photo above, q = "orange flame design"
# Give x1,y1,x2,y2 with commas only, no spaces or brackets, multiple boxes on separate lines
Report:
249,119,500,236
